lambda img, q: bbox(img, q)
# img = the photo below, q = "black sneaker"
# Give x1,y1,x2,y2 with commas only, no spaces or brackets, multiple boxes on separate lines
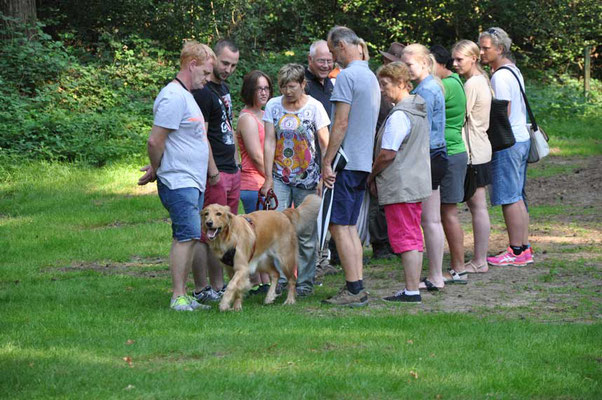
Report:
383,291,422,304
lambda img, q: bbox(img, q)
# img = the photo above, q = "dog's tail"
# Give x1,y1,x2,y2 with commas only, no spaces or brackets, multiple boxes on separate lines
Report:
282,194,321,235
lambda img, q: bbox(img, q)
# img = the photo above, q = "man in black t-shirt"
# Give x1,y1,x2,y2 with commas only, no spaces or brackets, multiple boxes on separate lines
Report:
191,39,241,303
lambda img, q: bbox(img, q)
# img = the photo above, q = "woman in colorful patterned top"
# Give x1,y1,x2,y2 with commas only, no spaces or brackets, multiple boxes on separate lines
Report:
261,63,330,296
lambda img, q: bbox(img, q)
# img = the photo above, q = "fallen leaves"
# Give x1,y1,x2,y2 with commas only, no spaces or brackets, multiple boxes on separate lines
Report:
122,356,133,367
410,370,419,379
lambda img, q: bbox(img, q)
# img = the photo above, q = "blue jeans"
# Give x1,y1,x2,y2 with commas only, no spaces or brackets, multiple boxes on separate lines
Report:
240,190,260,213
273,179,318,290
489,140,530,206
157,178,204,241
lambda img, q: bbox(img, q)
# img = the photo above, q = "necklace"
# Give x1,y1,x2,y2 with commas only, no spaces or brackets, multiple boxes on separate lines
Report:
174,77,188,91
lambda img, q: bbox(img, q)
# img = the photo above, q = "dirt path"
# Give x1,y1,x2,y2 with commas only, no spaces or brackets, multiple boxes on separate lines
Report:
364,156,602,322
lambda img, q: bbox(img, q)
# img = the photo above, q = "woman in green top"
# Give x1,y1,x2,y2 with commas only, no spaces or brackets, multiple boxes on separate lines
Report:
423,45,468,288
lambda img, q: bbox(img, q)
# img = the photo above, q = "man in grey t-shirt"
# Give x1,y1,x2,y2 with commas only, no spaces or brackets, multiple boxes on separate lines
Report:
138,41,220,311
322,26,380,307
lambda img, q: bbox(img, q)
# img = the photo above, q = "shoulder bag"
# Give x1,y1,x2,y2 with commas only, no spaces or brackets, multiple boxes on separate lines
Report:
496,66,550,163
486,71,515,152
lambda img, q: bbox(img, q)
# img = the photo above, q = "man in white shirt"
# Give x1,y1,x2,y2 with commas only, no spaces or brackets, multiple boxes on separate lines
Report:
138,41,220,311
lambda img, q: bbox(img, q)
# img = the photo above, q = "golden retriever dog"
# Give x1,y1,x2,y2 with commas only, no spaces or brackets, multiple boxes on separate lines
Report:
201,194,321,311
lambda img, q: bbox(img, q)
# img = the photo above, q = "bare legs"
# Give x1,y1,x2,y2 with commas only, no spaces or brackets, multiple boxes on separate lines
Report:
329,224,363,282
421,188,445,287
467,187,490,266
502,199,529,247
192,243,224,292
170,239,197,298
441,203,464,272
401,250,423,291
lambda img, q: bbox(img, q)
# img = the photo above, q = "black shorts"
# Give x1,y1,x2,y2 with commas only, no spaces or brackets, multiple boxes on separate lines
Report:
474,162,492,188
430,150,449,190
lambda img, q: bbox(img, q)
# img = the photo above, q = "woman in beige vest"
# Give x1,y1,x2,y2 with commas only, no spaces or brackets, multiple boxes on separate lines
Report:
368,62,431,303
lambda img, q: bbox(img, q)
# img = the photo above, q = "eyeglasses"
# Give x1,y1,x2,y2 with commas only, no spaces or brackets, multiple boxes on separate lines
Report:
314,58,333,66
255,86,270,93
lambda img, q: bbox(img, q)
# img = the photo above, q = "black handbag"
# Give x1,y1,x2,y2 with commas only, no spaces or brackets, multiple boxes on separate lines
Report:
487,98,515,152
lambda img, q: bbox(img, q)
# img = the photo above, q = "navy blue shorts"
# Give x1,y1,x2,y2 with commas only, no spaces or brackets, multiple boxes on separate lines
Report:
330,170,368,226
157,178,204,242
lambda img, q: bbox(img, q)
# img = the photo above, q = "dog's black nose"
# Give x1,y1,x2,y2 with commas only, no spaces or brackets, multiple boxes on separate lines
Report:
206,220,213,228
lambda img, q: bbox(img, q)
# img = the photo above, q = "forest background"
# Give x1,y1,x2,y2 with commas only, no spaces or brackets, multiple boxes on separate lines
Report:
0,0,600,167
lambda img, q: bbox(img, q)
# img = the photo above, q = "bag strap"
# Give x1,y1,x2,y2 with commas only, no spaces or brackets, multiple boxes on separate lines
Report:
495,66,539,131
207,83,233,127
464,113,473,165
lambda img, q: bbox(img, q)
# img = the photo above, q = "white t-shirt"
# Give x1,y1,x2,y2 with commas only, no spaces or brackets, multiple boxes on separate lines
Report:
491,65,530,142
381,111,411,151
153,82,209,191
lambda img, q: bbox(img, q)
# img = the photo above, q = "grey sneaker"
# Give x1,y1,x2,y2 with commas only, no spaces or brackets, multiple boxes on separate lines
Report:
321,288,368,307
296,286,314,297
193,286,221,303
186,295,211,310
170,295,194,311
315,263,339,278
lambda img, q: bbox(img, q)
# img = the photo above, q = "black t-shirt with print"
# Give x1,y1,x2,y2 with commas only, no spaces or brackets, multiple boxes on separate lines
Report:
192,81,237,173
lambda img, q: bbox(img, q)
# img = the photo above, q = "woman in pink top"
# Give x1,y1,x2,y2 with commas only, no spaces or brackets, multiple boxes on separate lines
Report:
236,70,273,293
237,70,273,213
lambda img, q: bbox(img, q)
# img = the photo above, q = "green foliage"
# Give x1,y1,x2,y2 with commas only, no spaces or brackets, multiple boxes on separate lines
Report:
0,19,175,166
38,0,602,79
0,15,71,95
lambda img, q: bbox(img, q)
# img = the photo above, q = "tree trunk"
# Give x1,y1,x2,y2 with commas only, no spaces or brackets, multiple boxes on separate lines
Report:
1,0,37,22
1,0,37,37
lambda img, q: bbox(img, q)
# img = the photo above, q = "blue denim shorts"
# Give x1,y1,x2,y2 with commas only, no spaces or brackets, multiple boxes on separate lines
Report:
157,178,204,242
331,170,368,226
489,140,530,206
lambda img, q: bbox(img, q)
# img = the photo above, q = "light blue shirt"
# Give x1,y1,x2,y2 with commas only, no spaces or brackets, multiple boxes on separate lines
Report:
412,75,447,153
330,60,380,172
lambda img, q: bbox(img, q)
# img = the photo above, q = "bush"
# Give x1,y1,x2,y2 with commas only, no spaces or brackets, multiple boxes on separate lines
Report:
0,19,175,166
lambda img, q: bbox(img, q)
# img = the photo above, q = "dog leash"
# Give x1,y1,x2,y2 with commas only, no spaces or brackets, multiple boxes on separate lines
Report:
256,189,279,211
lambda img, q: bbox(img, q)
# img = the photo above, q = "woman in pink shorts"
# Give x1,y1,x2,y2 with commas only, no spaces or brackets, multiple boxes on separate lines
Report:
367,62,432,303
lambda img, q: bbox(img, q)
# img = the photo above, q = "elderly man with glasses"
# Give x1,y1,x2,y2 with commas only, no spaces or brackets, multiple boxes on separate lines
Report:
304,39,339,278
305,40,335,122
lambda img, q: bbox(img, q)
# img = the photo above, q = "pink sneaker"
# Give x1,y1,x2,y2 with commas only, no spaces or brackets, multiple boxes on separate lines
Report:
487,247,526,267
517,247,534,265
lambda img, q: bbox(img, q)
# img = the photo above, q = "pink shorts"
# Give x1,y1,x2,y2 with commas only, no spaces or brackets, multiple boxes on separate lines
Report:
201,170,241,243
384,202,423,253
203,170,241,214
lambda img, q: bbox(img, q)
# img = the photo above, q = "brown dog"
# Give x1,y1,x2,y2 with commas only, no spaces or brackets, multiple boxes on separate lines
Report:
201,194,321,311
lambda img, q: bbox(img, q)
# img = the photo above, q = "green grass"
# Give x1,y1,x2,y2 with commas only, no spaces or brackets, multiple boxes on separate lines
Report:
1,80,602,398
1,161,601,399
